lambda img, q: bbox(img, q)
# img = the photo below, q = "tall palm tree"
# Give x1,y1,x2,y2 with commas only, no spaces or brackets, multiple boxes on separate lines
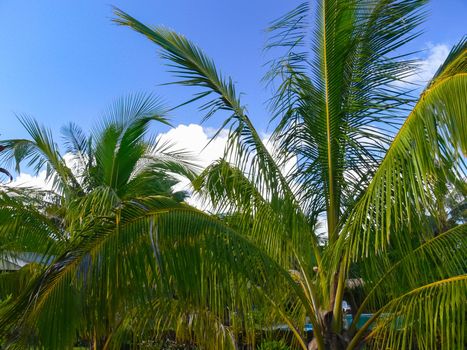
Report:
110,1,465,349
0,2,465,350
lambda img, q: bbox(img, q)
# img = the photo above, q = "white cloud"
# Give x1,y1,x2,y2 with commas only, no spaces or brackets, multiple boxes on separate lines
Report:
7,170,53,190
157,123,229,168
406,43,450,87
156,123,230,209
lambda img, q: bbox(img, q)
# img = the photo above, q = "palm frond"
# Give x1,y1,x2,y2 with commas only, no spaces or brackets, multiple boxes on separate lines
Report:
0,196,311,349
350,224,467,331
61,122,89,157
343,39,467,258
139,138,201,182
0,190,64,255
263,2,310,88
364,275,466,350
0,116,81,197
267,0,427,241
91,93,169,191
194,159,321,270
113,9,300,213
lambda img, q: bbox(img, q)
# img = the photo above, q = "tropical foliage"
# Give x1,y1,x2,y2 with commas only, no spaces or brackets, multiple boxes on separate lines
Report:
0,94,203,348
0,0,466,349
0,144,12,183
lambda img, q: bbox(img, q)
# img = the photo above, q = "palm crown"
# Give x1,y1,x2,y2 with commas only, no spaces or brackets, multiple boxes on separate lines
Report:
0,94,202,347
0,1,466,349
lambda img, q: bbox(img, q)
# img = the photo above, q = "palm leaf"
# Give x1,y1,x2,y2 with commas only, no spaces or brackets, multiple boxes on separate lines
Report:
0,116,81,196
350,224,467,331
91,93,169,191
266,0,427,243
356,275,467,350
0,196,312,349
344,38,467,258
113,8,300,213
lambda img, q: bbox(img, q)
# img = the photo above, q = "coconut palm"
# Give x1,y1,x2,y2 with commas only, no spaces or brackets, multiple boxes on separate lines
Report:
1,1,466,350
0,94,202,348
110,1,465,348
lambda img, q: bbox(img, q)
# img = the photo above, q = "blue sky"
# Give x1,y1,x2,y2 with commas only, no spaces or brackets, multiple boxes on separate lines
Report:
0,0,466,185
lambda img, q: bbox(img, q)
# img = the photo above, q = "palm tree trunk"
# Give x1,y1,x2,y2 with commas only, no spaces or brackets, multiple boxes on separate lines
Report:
92,329,100,350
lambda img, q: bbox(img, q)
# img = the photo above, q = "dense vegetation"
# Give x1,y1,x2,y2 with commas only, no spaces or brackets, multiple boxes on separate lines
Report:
0,1,466,349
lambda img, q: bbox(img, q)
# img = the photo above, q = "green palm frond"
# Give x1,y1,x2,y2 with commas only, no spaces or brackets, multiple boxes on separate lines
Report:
113,9,299,213
138,138,200,183
194,159,321,269
61,122,89,158
0,116,81,196
193,159,268,213
350,224,467,331
0,93,207,348
91,93,170,192
94,92,170,132
266,0,427,241
113,9,243,119
0,190,63,255
344,39,467,258
430,36,467,83
60,122,92,183
0,196,310,349
359,275,467,350
263,2,310,88
64,186,119,233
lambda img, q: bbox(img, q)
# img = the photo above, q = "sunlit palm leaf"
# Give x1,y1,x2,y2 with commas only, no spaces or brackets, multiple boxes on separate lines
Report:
113,9,299,214
0,116,81,196
350,224,467,331
344,39,467,258
0,197,310,349
365,276,466,350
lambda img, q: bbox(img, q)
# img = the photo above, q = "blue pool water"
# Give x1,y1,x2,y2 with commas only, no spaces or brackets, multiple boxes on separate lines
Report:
304,313,373,332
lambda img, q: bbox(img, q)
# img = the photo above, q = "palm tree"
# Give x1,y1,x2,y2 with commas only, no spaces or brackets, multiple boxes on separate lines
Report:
0,94,200,348
1,1,465,350
110,1,465,349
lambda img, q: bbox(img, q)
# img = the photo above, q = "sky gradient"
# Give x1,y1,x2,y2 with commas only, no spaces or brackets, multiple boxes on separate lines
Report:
0,0,466,185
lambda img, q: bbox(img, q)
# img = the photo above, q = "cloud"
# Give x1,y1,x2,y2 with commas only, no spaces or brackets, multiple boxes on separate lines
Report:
156,124,231,208
156,123,229,168
7,170,53,190
406,43,450,87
